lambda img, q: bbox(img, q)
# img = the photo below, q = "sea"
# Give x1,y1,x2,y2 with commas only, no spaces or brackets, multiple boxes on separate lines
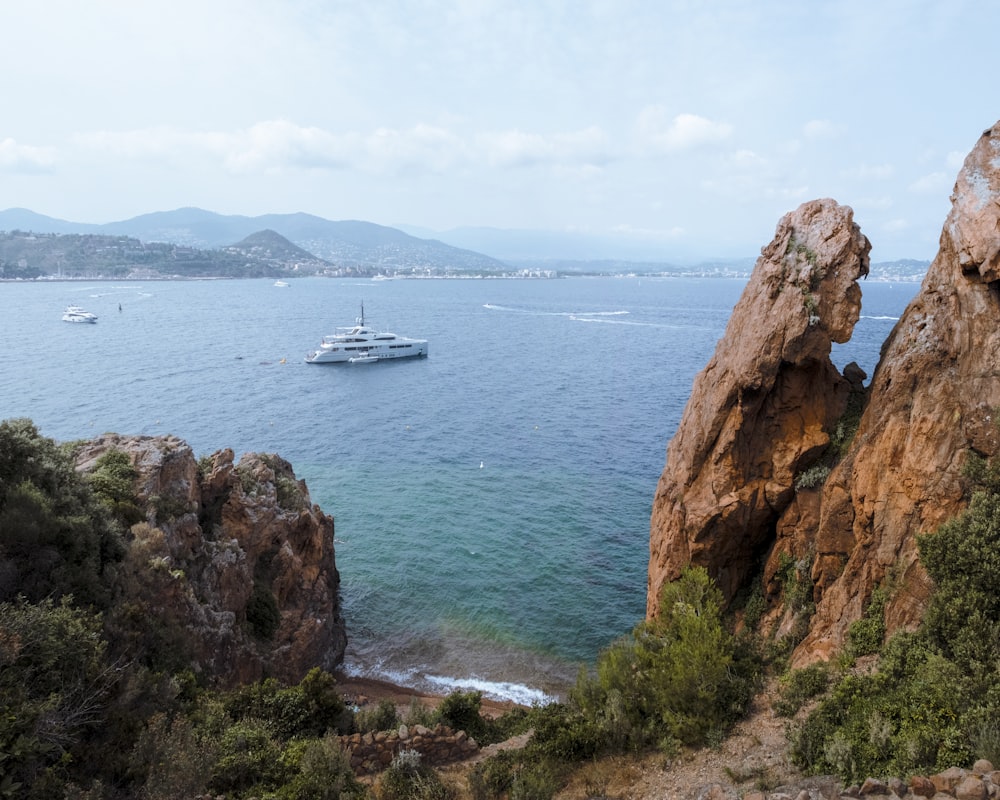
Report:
0,275,919,705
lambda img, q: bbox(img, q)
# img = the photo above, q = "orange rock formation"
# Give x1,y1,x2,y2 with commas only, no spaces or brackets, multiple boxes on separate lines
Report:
648,120,1000,661
75,433,346,686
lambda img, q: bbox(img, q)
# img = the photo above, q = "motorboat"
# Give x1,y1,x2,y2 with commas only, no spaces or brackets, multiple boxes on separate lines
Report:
62,306,98,323
305,304,428,364
274,280,290,287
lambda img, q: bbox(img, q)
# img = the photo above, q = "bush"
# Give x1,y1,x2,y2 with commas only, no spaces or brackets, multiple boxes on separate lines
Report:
792,448,1000,782
845,585,887,658
274,736,366,800
0,597,120,798
209,720,287,795
356,698,400,733
224,669,349,740
774,662,830,717
375,749,452,800
0,418,124,608
569,566,761,753
246,579,281,640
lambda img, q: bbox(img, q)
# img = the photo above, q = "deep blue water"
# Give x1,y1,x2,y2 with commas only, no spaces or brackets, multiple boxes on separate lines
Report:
0,275,918,702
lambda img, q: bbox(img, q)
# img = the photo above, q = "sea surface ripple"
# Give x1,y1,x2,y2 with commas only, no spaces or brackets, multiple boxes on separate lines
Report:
0,276,916,702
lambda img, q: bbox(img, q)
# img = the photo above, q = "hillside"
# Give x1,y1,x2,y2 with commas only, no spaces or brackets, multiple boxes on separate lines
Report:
0,207,514,275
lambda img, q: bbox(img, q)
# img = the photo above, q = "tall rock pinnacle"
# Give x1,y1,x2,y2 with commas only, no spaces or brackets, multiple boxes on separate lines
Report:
799,121,1000,659
648,120,1000,665
647,198,871,617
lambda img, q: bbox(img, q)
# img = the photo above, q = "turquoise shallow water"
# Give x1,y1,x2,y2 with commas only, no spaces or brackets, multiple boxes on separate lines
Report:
0,276,916,702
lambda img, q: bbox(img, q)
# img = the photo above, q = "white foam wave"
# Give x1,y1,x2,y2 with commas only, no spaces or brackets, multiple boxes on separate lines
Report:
341,661,556,706
860,314,899,321
424,674,556,706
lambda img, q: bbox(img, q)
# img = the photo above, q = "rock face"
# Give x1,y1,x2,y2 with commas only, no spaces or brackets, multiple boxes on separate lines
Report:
798,120,1000,659
75,433,346,686
647,120,1000,661
647,198,871,616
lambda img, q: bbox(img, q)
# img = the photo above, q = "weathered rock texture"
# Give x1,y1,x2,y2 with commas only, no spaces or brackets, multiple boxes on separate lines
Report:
74,433,346,686
647,120,1000,660
648,198,871,616
798,120,1000,659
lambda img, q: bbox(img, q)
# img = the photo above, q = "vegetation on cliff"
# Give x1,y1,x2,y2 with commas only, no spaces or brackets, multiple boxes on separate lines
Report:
4,414,1000,798
787,446,1000,783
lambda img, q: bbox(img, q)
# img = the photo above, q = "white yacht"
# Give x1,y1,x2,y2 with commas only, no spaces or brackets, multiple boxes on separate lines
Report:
62,306,98,323
305,304,428,364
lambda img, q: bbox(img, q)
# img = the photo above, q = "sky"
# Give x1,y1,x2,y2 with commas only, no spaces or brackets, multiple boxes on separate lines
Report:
1,0,997,262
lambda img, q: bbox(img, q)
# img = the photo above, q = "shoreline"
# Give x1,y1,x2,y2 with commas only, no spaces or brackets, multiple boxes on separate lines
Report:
333,671,528,719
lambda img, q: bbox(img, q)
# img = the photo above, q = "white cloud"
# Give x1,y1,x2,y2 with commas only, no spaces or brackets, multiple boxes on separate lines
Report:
74,120,611,177
883,218,910,233
635,109,732,153
909,171,951,194
0,137,56,172
802,119,840,139
853,195,893,211
477,126,611,168
841,163,894,181
610,223,685,240
946,150,966,170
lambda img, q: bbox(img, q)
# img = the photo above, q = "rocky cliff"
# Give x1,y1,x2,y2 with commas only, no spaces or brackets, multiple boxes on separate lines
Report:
647,198,871,617
75,433,346,686
648,120,1000,659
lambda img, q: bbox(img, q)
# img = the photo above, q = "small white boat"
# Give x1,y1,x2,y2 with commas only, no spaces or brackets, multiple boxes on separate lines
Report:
274,280,290,287
62,306,98,323
306,303,428,364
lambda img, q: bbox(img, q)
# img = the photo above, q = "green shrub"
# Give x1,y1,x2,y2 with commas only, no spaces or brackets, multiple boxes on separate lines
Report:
467,748,563,800
209,720,287,795
846,585,887,658
792,447,1000,782
246,580,281,640
375,749,451,800
86,449,143,526
356,698,401,733
273,736,366,800
0,418,124,608
795,464,830,491
224,669,348,740
570,566,760,752
774,662,830,717
0,597,116,799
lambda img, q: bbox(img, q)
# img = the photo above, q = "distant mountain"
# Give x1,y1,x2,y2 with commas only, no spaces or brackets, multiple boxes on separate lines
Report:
224,229,330,272
0,207,102,235
0,207,512,274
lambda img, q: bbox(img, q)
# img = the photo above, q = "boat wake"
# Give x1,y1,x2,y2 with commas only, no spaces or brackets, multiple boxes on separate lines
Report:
483,303,628,318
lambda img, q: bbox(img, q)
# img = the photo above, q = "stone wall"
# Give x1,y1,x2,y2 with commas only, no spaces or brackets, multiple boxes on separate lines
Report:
338,723,478,776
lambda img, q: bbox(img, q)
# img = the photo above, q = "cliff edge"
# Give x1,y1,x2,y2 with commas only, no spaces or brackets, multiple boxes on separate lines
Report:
648,119,1000,660
75,434,347,686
